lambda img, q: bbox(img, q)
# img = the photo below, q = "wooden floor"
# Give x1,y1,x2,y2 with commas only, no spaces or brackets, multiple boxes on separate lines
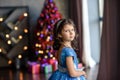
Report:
0,64,99,80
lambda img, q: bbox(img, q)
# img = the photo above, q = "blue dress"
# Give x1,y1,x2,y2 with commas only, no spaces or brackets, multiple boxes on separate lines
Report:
49,47,86,80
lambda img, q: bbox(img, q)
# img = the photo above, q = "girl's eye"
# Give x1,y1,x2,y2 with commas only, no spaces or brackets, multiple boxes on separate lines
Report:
72,29,74,31
64,29,74,32
64,30,68,32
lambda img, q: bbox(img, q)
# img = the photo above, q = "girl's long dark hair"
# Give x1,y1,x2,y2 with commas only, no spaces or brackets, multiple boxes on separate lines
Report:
53,19,79,52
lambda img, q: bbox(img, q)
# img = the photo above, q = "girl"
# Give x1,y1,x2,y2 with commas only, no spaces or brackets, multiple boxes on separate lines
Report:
49,19,86,80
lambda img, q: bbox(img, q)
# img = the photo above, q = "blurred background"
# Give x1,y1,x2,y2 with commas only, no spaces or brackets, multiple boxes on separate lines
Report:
0,0,104,80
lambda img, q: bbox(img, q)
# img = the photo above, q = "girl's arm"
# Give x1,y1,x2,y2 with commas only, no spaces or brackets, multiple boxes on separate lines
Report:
66,56,86,77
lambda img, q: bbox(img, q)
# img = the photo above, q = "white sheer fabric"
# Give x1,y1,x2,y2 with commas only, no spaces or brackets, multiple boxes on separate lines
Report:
81,0,96,68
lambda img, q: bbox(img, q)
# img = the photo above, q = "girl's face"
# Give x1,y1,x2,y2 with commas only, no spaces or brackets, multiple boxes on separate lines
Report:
60,24,75,42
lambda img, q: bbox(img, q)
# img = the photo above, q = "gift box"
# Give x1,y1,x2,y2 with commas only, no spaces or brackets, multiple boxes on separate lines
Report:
27,61,40,74
48,59,58,71
51,60,58,71
41,63,52,74
48,59,56,64
78,63,83,69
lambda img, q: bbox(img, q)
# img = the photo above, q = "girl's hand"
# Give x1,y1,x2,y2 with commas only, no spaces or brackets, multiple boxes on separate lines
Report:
81,71,87,78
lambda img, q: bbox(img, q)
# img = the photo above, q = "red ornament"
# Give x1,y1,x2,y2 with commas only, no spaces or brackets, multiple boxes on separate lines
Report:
47,5,50,8
40,13,44,17
38,57,41,61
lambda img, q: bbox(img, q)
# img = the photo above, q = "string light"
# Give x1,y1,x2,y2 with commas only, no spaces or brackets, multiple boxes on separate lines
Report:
52,57,56,60
0,48,2,52
24,13,28,17
50,54,53,57
18,35,23,39
35,43,39,47
0,18,3,22
7,40,11,44
38,44,41,48
24,29,28,33
18,54,22,59
46,50,49,53
6,34,10,38
37,32,40,36
14,26,18,30
35,43,41,48
44,55,48,59
8,60,12,64
23,46,28,50
46,36,50,41
38,50,43,54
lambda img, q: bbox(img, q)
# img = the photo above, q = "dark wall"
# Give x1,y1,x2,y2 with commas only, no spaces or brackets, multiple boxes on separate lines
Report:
0,0,69,67
0,0,68,31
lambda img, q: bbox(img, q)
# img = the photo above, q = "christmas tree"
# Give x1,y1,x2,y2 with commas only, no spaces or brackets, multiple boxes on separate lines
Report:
34,0,62,63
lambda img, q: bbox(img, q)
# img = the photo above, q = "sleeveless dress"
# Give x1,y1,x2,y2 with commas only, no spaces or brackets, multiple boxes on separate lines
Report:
49,47,86,80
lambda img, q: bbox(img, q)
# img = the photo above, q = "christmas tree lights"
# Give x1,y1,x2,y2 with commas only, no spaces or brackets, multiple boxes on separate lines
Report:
0,17,3,22
0,48,2,52
34,0,62,63
0,7,29,68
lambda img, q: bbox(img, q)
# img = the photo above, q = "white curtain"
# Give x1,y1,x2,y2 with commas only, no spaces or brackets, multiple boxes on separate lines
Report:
81,0,96,68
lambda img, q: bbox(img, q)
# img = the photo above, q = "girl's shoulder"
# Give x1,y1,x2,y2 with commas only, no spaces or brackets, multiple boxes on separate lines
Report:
61,47,75,57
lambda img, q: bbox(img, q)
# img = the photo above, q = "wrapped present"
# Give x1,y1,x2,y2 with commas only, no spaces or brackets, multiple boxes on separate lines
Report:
78,63,83,69
41,63,52,74
48,59,56,64
52,60,58,71
48,59,58,71
27,61,40,74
